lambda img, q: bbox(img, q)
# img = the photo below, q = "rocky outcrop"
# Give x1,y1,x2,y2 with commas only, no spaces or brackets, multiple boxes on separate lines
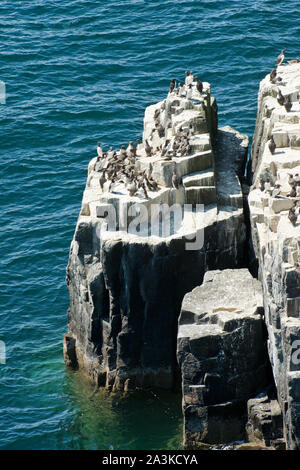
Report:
248,63,300,449
246,392,285,449
177,269,270,447
65,80,248,392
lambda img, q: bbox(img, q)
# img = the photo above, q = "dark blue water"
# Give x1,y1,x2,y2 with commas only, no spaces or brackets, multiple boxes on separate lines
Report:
0,0,299,450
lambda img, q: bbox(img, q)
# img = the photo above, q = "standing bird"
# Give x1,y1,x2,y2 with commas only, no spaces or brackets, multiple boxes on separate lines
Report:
288,205,298,226
272,183,281,198
147,162,153,179
288,184,297,198
97,141,103,158
184,71,190,86
294,174,300,186
172,170,182,189
127,179,137,197
284,97,292,112
277,90,284,106
154,108,160,120
145,139,152,157
169,79,176,93
275,49,286,67
99,170,106,192
288,174,295,187
268,135,276,155
107,146,114,159
195,76,203,94
270,69,277,82
259,178,265,192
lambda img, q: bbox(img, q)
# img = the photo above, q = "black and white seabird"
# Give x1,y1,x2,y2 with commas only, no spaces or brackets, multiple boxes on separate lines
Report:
277,90,284,106
275,49,286,67
270,69,277,82
172,170,182,189
97,141,103,158
288,205,298,226
145,139,152,157
288,184,297,198
99,170,106,192
284,97,292,112
268,135,276,155
195,76,203,94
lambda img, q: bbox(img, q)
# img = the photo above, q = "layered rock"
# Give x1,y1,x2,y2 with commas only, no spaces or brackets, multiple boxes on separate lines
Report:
65,80,248,393
249,63,300,449
177,269,270,447
246,392,285,449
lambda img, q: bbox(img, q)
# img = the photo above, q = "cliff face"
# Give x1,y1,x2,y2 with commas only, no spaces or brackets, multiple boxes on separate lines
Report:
177,269,270,447
248,63,300,449
65,81,248,392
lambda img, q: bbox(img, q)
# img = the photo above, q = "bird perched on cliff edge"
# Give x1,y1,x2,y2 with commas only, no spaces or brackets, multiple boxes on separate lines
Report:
275,49,286,67
284,96,292,113
99,170,106,192
268,135,276,155
270,69,277,82
172,170,182,189
277,90,284,106
195,76,203,94
97,141,103,158
288,204,298,226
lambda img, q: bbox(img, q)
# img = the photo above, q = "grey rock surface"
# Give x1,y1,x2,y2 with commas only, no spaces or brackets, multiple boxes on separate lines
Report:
65,80,248,392
249,63,300,449
177,269,270,447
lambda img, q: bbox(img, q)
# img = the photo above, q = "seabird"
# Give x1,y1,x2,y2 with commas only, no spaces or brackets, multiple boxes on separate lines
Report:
141,182,148,199
270,69,277,82
259,178,265,192
288,184,297,198
99,170,106,192
272,183,281,198
264,178,272,194
154,108,160,120
268,135,276,155
186,84,193,100
120,145,127,158
178,83,185,97
195,76,203,94
147,162,153,179
284,97,292,112
294,174,300,186
97,141,103,158
288,174,295,187
127,179,137,197
172,170,181,189
277,90,284,106
275,49,286,67
184,71,190,86
145,139,152,157
288,205,297,226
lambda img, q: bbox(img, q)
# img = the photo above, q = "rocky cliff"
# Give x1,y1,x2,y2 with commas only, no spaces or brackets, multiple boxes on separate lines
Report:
248,62,300,449
177,269,270,447
64,78,249,393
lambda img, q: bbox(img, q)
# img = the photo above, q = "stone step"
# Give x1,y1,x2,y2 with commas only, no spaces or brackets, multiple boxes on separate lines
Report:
182,169,215,188
184,185,217,205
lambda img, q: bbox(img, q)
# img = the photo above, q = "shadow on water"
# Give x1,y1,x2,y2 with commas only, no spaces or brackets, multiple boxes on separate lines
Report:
58,369,183,450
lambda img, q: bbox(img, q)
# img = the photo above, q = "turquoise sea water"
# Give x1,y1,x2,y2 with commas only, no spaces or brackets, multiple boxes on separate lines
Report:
0,0,299,450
